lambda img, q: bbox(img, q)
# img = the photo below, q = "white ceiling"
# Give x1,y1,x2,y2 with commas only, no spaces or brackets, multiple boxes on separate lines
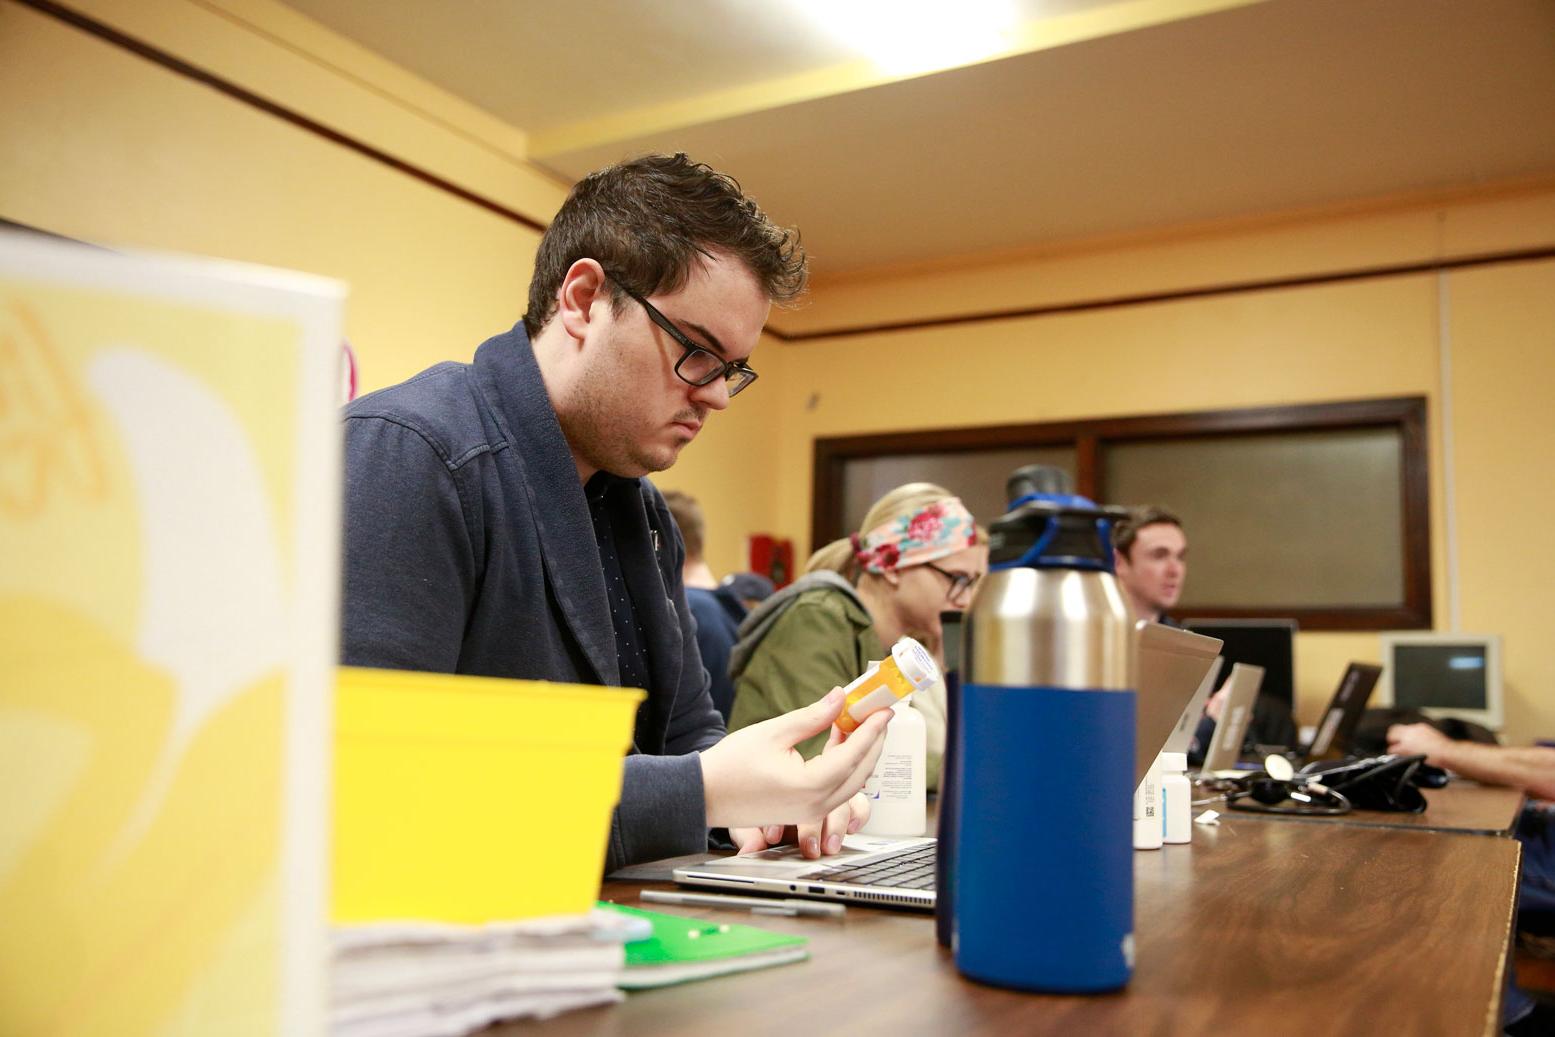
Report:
281,0,1555,278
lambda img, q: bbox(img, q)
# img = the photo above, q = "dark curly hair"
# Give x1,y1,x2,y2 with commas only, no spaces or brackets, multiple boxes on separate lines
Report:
522,153,807,338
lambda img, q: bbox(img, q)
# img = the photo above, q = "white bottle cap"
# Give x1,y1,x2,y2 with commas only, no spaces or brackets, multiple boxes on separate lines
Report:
1159,752,1188,772
890,637,940,692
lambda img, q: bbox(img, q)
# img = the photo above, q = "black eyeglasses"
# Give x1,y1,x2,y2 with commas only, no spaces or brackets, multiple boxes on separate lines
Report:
925,563,981,602
605,274,759,398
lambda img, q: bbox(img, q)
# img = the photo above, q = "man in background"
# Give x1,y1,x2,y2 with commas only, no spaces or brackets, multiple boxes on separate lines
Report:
1113,506,1238,757
1113,505,1188,624
662,490,774,723
1114,504,1212,712
1115,504,1308,754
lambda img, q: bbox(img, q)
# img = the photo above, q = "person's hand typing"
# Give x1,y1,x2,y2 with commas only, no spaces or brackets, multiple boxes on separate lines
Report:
701,686,890,853
727,791,871,859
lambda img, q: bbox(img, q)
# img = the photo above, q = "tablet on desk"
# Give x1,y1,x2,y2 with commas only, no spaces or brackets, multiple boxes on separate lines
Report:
1199,662,1265,774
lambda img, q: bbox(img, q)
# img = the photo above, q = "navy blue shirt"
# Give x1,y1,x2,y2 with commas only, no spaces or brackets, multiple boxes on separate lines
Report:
587,473,652,694
686,586,745,723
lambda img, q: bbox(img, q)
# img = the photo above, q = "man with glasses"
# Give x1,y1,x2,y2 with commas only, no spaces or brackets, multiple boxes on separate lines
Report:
340,154,890,871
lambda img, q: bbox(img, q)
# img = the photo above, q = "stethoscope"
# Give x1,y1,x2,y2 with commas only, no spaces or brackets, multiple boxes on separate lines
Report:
1219,754,1352,816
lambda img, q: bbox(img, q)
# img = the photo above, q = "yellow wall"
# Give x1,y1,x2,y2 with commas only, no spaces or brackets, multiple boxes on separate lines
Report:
1446,259,1555,746
752,199,1555,741
0,0,783,581
0,0,564,390
6,0,1552,741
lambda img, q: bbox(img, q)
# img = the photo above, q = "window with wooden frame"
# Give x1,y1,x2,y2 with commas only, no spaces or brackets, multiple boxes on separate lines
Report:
811,396,1430,630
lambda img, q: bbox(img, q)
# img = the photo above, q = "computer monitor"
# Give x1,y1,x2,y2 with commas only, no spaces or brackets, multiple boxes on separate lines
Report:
1376,632,1503,731
1181,619,1296,706
1182,618,1298,748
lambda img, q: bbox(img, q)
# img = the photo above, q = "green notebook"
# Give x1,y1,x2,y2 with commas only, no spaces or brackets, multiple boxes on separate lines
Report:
597,902,809,989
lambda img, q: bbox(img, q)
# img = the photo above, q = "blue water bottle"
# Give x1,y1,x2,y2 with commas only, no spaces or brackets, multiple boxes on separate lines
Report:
951,465,1135,992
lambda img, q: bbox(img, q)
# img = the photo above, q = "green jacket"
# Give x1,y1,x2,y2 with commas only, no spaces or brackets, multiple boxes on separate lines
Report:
727,572,944,788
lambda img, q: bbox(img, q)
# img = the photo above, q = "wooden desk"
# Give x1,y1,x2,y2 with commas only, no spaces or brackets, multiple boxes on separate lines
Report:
515,817,1519,1036
1215,780,1526,836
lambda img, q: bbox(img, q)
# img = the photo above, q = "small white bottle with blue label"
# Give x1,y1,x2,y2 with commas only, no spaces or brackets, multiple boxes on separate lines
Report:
1133,757,1163,850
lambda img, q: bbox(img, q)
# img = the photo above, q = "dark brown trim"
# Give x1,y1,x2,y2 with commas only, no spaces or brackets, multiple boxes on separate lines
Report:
1074,434,1100,501
1169,606,1429,633
1398,396,1434,630
771,245,1555,342
1087,396,1424,457
811,395,1432,630
14,0,549,234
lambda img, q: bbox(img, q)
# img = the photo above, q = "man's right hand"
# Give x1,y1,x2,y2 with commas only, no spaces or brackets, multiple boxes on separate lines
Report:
699,686,891,832
1386,722,1453,764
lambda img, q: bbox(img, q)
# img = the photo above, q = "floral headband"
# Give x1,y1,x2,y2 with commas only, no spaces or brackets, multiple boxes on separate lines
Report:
850,497,977,574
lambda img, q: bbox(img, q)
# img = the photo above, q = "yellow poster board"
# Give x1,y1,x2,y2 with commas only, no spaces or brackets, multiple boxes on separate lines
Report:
0,233,344,1036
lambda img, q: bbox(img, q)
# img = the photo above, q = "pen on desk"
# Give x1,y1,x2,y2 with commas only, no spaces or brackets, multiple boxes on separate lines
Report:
639,889,846,918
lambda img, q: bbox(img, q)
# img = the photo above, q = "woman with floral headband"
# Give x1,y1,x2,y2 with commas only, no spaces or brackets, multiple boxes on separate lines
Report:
727,483,988,793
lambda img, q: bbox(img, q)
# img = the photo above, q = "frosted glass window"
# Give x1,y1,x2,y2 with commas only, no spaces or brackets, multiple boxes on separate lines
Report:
841,447,1076,535
1104,429,1404,608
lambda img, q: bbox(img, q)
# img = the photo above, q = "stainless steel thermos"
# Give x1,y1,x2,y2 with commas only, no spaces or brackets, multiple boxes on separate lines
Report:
949,466,1136,992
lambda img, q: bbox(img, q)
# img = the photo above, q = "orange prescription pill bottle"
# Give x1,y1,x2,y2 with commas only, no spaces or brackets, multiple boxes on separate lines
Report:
835,637,940,734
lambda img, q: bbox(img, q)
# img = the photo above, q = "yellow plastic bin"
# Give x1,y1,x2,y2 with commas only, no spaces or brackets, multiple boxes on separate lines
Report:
332,667,644,923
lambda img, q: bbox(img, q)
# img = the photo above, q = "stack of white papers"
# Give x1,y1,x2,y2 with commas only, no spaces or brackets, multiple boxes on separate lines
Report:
331,909,648,1037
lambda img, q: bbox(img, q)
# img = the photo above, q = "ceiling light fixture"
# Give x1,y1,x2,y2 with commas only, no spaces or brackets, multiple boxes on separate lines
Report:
788,0,1019,77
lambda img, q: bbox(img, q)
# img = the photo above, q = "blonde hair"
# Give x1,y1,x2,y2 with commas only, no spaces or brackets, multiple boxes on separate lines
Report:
806,482,986,582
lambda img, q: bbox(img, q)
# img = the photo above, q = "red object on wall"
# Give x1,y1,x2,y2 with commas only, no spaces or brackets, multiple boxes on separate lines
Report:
747,534,795,589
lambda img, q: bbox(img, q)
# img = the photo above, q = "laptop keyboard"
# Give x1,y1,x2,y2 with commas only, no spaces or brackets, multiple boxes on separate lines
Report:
819,843,937,890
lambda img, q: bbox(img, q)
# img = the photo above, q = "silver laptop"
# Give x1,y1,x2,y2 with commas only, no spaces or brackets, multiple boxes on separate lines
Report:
1133,623,1224,781
674,834,939,910
1199,662,1265,774
674,623,1224,911
1163,656,1225,757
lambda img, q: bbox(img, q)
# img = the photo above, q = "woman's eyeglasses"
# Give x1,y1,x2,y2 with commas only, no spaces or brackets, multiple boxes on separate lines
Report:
924,562,981,602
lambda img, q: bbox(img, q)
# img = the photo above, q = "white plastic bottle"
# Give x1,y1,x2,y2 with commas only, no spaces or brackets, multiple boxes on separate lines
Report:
1133,756,1163,850
1159,752,1192,845
859,699,926,837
